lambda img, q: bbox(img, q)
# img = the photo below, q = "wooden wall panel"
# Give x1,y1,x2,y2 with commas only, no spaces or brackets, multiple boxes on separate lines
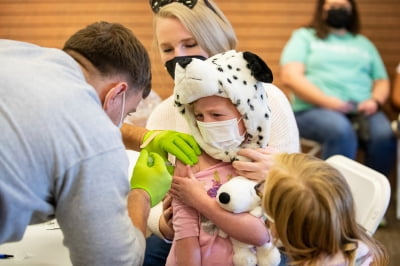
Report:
0,0,399,100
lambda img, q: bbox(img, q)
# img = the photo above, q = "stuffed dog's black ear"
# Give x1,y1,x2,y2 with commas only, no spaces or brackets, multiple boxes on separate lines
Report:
243,51,273,83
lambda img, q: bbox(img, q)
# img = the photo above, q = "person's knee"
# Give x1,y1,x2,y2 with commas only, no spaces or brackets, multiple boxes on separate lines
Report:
323,118,356,142
296,109,355,142
368,112,395,142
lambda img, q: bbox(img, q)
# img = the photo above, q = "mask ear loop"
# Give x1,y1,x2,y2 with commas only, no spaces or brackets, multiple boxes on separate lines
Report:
118,91,126,127
237,117,247,139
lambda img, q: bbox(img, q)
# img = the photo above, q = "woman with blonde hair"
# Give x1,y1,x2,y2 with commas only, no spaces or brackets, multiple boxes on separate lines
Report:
146,0,299,167
261,153,388,265
150,0,236,58
142,0,300,264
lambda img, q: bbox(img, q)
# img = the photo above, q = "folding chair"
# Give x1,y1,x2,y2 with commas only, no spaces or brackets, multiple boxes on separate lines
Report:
300,138,321,157
397,136,400,220
326,155,391,235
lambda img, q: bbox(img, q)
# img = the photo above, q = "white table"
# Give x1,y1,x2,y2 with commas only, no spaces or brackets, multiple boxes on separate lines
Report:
0,221,70,266
0,150,141,265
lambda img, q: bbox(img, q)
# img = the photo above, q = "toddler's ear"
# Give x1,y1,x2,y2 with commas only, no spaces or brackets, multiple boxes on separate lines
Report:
243,51,273,83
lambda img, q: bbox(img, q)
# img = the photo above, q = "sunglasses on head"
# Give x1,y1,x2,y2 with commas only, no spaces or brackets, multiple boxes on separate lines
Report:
150,0,197,13
150,0,220,18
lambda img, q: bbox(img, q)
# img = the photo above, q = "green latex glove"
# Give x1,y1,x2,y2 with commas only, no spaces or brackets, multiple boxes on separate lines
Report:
141,130,201,173
130,150,172,207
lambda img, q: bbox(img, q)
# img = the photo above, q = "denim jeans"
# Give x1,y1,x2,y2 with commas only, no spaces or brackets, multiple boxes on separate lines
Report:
143,234,171,266
295,108,396,176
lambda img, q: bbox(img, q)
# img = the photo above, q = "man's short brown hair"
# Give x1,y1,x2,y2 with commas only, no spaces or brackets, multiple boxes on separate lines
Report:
64,21,151,98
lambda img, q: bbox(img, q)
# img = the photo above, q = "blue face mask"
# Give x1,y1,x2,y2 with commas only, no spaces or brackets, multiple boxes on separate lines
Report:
165,55,207,79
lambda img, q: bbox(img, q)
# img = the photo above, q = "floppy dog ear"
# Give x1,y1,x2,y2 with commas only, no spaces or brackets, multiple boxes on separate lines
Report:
243,51,273,83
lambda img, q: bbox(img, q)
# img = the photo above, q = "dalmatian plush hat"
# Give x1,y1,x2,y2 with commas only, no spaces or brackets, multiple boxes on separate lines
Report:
173,50,273,162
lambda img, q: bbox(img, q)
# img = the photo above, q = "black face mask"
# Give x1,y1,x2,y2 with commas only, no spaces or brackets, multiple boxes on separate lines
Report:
326,8,353,29
165,55,207,79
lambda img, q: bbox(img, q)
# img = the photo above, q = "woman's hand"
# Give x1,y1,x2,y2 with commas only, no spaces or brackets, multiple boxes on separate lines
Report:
159,194,174,240
325,96,354,113
358,98,379,116
232,147,278,182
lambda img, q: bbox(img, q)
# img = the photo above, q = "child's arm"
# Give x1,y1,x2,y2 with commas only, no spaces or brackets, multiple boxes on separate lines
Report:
170,167,269,246
175,236,201,266
172,162,202,266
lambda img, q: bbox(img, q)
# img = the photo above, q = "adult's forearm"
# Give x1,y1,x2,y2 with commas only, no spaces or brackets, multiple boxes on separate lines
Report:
121,123,148,151
281,63,336,108
127,189,151,235
371,79,390,104
283,75,330,106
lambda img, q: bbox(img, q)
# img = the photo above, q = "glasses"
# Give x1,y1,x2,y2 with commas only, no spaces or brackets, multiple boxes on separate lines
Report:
254,180,276,225
264,213,275,229
150,0,220,19
254,179,265,199
264,212,275,224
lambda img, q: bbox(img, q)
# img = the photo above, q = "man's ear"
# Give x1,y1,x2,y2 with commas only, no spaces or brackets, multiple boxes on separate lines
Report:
103,82,128,111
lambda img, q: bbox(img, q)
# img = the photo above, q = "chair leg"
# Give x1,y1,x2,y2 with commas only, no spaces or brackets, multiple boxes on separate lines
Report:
397,138,400,219
300,138,321,157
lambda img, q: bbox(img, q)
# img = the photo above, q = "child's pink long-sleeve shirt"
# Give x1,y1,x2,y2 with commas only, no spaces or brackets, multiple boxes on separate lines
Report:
166,162,237,266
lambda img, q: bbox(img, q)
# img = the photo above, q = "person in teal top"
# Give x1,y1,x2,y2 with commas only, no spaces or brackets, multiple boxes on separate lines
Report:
280,0,395,177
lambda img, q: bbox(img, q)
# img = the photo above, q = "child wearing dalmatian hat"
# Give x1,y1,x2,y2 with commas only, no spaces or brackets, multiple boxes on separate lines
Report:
167,50,279,266
174,49,273,162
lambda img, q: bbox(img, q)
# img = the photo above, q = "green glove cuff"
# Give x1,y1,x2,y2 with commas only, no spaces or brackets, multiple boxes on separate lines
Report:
141,130,162,150
130,184,167,207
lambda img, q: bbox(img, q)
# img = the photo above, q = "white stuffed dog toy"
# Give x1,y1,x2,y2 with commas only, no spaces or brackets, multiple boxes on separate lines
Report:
216,176,281,266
